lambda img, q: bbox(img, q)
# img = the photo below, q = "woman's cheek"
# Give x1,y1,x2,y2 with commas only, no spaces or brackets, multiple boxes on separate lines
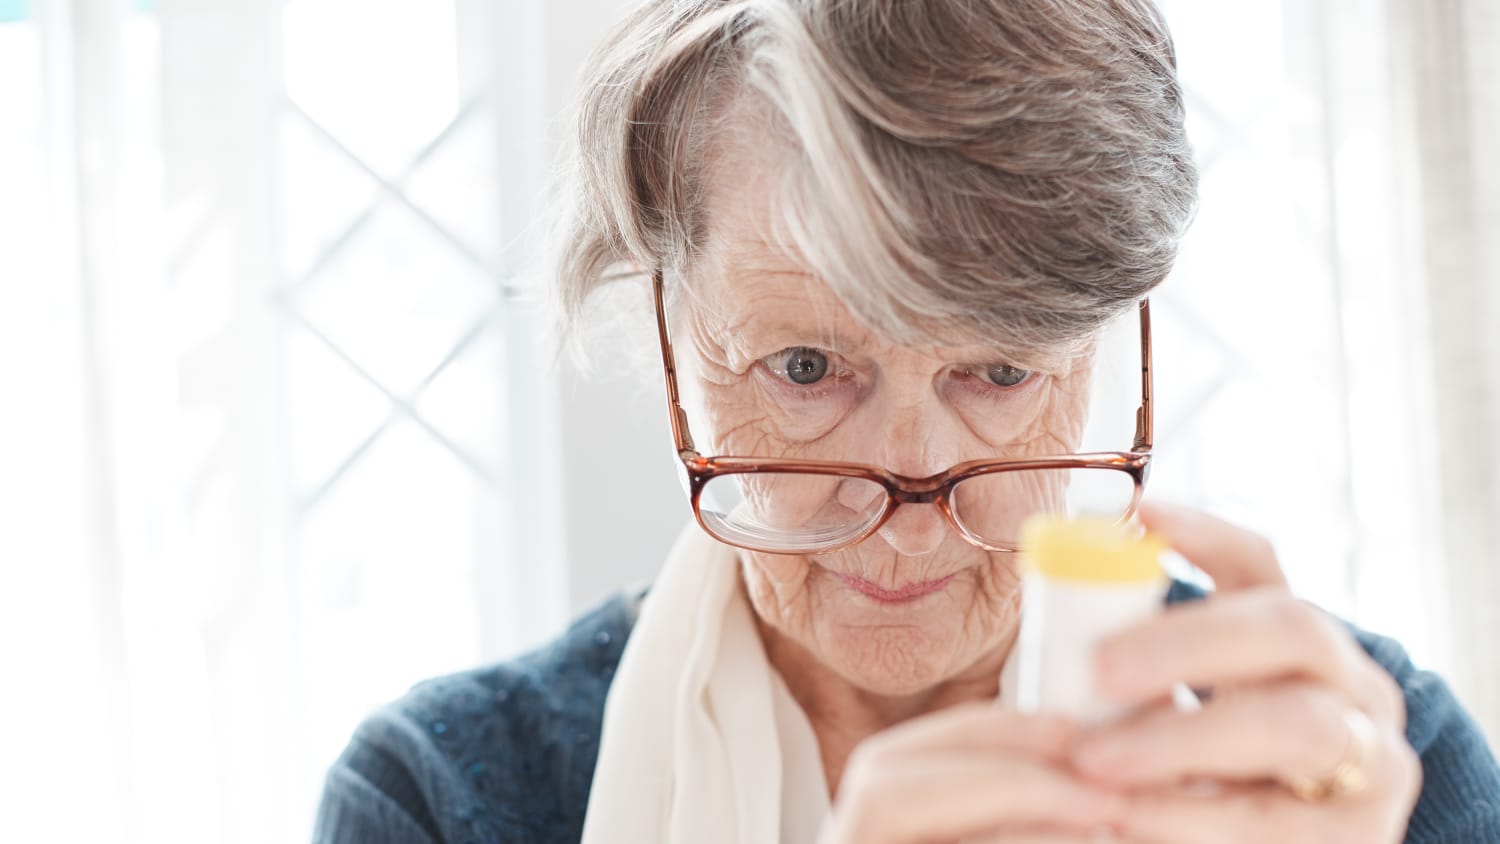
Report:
954,377,1093,457
739,550,824,635
945,380,1051,452
1020,376,1092,454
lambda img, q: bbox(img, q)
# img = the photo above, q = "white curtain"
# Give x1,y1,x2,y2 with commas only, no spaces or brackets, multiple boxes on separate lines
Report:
2,1,571,841
1391,0,1500,742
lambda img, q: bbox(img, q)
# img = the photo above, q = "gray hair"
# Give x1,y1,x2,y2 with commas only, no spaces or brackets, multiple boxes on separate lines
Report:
547,0,1197,358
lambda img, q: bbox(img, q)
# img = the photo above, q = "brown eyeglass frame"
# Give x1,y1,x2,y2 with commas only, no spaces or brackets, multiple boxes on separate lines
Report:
652,270,1154,554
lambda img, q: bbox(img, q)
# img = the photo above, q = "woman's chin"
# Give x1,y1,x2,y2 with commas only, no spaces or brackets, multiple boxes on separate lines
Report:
814,598,984,697
749,554,1018,697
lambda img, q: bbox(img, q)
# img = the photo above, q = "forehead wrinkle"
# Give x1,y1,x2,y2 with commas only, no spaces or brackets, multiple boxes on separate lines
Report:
715,272,875,349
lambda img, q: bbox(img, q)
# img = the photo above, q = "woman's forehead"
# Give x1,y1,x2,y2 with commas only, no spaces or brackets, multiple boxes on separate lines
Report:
711,268,875,348
692,154,1094,369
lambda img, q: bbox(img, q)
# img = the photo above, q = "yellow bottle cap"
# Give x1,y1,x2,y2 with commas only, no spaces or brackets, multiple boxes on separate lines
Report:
1020,515,1166,583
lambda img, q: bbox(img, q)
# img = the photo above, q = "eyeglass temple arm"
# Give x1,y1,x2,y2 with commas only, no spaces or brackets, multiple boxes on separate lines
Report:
653,271,698,456
1133,298,1154,453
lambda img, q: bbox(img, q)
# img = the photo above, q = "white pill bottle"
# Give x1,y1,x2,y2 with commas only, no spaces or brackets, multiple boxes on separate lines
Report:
1014,515,1178,725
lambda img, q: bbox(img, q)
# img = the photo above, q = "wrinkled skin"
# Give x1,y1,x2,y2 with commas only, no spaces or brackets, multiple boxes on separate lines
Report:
678,249,1095,696
668,139,1097,785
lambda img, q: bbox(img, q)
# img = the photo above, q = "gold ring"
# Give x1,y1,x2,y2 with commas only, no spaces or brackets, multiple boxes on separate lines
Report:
1285,708,1378,801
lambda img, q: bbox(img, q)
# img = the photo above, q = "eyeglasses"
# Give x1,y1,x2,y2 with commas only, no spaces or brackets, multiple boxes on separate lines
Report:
652,270,1154,554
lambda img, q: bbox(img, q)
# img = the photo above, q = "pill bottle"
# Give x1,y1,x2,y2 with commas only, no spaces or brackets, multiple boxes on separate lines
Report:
1014,515,1173,725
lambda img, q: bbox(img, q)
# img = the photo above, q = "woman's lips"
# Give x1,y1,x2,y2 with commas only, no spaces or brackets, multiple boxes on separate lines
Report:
834,572,956,604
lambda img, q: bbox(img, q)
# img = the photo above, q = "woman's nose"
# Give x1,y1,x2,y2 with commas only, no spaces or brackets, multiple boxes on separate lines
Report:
870,389,962,480
876,502,951,556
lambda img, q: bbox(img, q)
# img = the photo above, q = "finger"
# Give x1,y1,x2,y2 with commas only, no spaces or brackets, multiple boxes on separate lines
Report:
1072,681,1373,788
836,750,1123,844
1094,589,1398,720
865,701,1080,761
1138,502,1288,591
1111,781,1326,844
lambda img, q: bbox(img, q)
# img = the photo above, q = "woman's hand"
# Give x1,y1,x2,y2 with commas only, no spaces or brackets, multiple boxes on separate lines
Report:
1069,502,1423,843
820,703,1123,844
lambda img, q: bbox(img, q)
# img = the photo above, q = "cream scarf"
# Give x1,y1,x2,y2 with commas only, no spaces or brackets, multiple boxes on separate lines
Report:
579,524,1021,843
580,524,831,843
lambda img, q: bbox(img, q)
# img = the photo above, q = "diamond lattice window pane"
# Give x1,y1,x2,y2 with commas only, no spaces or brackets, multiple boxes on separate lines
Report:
290,201,498,395
285,321,392,498
414,319,509,482
277,114,382,282
404,105,503,275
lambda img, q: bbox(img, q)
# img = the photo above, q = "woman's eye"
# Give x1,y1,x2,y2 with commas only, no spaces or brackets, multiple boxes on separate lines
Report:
983,364,1032,387
775,347,830,385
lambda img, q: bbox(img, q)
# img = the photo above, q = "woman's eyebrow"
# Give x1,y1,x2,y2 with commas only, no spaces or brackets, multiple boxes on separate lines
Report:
720,305,876,355
731,319,861,348
960,343,1077,371
725,310,1070,368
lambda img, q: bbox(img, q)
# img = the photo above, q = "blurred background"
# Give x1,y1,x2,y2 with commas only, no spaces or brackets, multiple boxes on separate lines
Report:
1,0,1496,841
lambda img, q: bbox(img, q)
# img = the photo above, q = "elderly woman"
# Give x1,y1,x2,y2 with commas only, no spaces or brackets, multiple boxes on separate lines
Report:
314,1,1500,842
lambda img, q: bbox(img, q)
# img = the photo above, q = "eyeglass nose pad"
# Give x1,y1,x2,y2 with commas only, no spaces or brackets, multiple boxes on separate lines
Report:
669,443,696,506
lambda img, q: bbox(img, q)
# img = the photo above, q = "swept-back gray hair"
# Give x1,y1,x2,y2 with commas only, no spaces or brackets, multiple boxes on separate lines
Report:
548,0,1197,355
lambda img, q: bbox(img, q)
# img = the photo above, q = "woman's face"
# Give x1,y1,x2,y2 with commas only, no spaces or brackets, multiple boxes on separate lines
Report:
674,153,1097,698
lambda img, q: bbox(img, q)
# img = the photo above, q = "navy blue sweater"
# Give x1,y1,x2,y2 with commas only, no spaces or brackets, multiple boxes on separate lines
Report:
314,585,1500,842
